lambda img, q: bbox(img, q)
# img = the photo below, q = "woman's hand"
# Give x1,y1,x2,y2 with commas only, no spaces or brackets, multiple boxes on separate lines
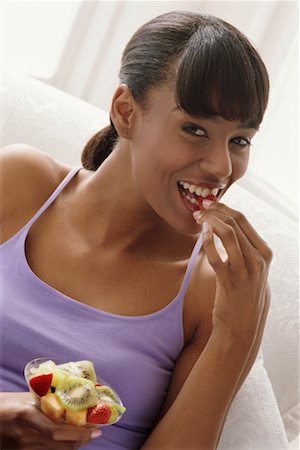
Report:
0,392,101,450
194,200,273,348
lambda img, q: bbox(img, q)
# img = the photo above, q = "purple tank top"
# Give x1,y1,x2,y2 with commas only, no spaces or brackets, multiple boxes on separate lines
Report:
0,167,203,449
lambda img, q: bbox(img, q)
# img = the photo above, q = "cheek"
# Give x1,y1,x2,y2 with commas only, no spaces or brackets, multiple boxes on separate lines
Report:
231,152,250,180
130,140,162,195
131,130,176,174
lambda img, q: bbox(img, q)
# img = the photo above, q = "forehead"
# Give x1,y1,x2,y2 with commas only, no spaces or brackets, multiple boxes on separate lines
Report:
143,88,258,131
142,85,176,110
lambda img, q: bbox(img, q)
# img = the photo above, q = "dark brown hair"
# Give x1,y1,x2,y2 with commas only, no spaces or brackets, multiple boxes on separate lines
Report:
81,11,269,170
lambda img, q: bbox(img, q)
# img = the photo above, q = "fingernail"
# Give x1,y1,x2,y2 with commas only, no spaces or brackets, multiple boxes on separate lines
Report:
193,210,202,220
202,221,209,233
91,430,102,439
202,200,214,208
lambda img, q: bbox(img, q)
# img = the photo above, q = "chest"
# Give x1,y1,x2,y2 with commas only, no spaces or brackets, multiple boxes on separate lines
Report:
25,216,188,318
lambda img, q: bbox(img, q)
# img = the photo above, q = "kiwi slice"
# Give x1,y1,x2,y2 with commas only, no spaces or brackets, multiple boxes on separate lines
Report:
108,404,126,424
56,376,98,411
57,360,97,384
96,385,118,403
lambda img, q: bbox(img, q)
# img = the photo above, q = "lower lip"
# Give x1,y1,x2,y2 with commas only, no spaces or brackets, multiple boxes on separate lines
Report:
178,187,199,213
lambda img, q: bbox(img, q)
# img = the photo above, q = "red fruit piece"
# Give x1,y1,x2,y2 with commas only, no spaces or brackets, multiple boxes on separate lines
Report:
95,383,103,387
29,373,53,397
87,403,111,424
197,194,217,210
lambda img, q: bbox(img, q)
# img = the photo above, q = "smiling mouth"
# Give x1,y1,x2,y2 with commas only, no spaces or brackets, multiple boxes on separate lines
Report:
178,181,221,211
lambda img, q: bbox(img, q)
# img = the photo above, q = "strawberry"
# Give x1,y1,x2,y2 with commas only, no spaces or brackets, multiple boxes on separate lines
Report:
197,194,217,210
87,402,111,424
29,373,53,397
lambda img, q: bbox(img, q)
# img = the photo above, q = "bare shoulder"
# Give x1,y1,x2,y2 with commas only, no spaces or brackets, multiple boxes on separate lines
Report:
0,144,72,243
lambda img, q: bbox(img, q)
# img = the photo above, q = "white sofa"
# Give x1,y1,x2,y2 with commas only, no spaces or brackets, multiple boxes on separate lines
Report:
2,70,299,449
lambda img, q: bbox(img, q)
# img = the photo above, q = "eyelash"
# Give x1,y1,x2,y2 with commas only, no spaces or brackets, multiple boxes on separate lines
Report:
182,124,252,148
182,124,206,137
231,137,252,147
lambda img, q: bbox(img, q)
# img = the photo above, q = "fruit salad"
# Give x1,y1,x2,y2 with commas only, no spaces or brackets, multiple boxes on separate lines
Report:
24,358,126,427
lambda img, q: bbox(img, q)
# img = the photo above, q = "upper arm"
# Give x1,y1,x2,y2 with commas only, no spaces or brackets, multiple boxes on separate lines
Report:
154,252,217,421
156,318,213,424
0,144,69,242
155,264,216,422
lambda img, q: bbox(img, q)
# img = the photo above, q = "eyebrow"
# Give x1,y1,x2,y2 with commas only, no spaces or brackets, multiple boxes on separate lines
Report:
170,106,259,131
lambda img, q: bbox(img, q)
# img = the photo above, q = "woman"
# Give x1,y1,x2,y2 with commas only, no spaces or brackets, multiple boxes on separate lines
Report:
0,10,273,450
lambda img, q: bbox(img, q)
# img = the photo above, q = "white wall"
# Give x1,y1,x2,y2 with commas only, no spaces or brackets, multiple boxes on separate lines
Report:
3,0,299,220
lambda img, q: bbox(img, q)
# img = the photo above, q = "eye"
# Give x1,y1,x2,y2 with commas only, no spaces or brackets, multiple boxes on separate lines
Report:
231,136,252,147
182,124,207,137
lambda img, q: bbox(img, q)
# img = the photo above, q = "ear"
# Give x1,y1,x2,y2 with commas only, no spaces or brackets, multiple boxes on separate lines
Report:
110,84,136,139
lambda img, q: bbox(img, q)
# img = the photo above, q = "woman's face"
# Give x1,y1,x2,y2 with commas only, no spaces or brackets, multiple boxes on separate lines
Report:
128,87,257,235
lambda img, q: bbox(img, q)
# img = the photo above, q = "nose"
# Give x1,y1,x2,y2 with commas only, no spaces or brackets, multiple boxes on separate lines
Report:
199,142,232,179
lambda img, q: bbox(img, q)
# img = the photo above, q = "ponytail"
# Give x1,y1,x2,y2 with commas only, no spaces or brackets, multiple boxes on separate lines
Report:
81,121,118,170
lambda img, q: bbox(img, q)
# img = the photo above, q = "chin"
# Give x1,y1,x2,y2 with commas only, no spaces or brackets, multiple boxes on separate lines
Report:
169,217,201,237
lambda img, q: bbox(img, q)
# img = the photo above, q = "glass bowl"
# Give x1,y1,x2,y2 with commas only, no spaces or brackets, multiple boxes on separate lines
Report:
24,357,126,427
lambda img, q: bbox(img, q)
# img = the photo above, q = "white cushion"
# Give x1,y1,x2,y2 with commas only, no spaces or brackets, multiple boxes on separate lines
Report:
218,352,289,449
2,69,109,164
223,185,299,443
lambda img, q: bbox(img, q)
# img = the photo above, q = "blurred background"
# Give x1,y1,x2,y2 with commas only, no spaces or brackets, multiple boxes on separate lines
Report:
2,0,299,221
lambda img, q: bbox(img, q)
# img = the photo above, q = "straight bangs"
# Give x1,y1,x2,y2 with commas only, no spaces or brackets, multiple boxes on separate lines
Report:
175,23,269,129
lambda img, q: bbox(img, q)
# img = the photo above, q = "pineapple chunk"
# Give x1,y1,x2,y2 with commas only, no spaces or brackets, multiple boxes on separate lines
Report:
40,393,64,421
65,408,87,425
31,361,66,388
51,369,67,388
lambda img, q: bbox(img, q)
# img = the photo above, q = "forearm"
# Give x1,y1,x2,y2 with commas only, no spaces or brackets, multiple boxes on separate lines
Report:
223,289,270,400
214,288,270,447
142,333,250,450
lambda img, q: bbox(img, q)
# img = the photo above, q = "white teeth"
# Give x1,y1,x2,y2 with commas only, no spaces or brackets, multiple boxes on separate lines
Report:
188,184,196,194
182,191,198,205
179,180,220,198
202,188,210,198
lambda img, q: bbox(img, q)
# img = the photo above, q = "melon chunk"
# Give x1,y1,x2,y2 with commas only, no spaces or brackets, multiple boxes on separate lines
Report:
65,408,87,425
40,392,64,421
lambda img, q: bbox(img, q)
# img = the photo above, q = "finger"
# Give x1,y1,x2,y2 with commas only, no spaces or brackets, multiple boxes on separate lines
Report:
202,201,273,261
52,424,95,442
200,212,268,275
200,209,257,262
19,404,96,442
200,203,273,268
22,432,97,450
202,222,227,274
201,217,245,270
11,425,77,450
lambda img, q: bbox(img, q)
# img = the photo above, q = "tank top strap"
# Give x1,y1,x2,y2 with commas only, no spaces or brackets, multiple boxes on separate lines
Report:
24,166,82,229
177,233,203,299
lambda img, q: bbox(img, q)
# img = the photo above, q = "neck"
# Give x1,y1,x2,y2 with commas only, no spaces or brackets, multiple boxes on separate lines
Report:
69,144,189,257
